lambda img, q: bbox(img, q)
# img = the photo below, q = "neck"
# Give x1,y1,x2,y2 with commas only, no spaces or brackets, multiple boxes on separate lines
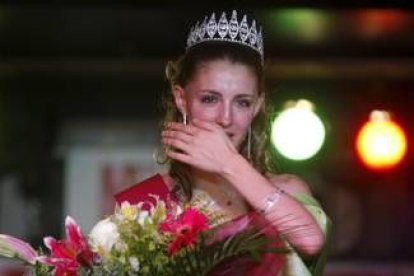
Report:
191,168,223,187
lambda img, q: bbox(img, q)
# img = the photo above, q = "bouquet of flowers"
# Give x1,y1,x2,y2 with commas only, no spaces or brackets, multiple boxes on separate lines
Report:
0,196,286,276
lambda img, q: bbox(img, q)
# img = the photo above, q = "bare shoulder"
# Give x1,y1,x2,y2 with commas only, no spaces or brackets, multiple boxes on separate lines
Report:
267,173,312,196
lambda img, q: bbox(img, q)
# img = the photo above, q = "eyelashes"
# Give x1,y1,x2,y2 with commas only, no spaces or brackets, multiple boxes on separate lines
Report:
200,95,253,108
201,95,218,104
237,99,252,108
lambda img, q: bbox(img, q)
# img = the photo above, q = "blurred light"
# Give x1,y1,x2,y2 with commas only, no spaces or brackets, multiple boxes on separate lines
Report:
271,99,325,161
356,110,407,171
355,9,408,39
269,9,331,43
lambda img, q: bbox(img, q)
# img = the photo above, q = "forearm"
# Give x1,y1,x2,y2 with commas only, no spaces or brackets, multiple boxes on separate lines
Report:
220,153,325,256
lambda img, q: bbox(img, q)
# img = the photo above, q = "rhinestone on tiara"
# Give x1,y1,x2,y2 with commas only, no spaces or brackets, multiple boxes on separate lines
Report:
186,10,264,64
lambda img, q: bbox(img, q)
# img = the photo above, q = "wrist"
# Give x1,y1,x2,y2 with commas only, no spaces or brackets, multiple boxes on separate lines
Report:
220,152,248,182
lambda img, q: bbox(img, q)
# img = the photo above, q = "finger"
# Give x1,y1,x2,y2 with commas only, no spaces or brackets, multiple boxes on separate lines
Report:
162,130,193,144
162,137,191,153
165,150,192,164
168,122,200,135
191,118,219,132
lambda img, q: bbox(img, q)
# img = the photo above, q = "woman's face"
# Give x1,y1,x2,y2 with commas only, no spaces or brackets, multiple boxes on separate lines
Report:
175,59,263,149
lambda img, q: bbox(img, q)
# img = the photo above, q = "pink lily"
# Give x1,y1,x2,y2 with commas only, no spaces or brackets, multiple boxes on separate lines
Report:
0,234,38,264
37,216,95,276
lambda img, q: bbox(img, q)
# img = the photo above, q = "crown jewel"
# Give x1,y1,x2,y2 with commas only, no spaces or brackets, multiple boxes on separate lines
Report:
186,10,264,64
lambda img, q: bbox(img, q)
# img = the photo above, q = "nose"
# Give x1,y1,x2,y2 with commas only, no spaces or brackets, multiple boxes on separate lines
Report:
217,103,232,127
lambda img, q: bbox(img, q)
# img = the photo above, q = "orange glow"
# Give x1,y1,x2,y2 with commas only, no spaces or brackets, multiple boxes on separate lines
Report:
356,111,407,170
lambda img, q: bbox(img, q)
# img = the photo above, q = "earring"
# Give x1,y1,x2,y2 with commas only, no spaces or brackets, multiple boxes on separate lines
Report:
183,113,187,125
247,125,251,160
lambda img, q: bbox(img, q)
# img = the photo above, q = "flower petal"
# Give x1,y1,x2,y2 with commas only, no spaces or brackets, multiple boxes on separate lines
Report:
89,218,119,253
37,256,78,269
65,216,87,252
183,208,209,232
43,236,56,250
44,238,76,259
0,234,38,264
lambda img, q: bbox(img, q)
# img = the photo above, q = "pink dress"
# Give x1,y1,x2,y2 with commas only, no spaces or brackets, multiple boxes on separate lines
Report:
115,174,285,276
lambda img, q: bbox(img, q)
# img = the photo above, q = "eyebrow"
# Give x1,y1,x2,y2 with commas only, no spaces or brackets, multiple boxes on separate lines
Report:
198,90,221,95
198,90,255,98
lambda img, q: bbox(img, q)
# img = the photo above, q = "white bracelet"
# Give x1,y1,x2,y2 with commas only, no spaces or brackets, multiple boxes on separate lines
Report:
260,187,284,214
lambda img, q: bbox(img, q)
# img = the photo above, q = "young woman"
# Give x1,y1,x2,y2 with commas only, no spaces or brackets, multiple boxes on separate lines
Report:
116,10,330,276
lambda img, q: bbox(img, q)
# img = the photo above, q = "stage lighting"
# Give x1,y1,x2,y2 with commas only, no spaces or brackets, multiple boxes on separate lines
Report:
356,110,407,171
271,99,325,161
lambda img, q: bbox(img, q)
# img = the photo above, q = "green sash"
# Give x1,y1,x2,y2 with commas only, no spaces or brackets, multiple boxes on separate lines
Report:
281,193,332,276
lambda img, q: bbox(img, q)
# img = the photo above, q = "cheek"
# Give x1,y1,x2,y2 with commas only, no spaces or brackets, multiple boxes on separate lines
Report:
232,113,254,146
234,111,254,130
188,102,219,122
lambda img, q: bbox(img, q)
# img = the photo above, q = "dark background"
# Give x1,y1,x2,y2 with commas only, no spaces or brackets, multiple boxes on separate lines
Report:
0,1,413,268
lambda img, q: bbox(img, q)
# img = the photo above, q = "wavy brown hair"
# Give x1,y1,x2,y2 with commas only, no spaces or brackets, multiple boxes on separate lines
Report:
158,41,276,201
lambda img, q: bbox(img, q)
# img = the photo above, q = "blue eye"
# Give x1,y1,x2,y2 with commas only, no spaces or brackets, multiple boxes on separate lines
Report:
201,95,217,103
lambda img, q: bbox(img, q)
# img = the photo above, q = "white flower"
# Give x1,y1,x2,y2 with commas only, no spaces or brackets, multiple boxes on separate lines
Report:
89,218,119,254
129,256,140,272
137,210,151,226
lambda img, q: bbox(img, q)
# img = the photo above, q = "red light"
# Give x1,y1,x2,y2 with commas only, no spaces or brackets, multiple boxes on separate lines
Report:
355,9,408,38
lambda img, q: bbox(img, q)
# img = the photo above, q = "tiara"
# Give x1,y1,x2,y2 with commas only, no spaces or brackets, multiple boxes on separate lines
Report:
186,10,264,64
